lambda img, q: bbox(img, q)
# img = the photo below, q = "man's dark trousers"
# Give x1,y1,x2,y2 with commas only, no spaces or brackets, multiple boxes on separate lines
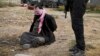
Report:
69,0,88,51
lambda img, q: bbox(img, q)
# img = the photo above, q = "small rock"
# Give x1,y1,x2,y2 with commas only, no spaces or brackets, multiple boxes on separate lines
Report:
92,29,97,32
92,29,97,34
11,49,15,52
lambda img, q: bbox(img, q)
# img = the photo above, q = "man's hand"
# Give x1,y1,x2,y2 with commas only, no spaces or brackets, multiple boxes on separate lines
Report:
38,27,41,34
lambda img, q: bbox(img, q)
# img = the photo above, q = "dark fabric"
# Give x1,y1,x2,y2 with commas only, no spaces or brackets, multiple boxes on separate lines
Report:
20,14,57,47
20,32,45,47
65,0,88,50
20,32,37,45
30,14,57,44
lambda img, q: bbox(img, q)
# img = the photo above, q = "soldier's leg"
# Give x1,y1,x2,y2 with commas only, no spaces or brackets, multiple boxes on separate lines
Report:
70,0,88,51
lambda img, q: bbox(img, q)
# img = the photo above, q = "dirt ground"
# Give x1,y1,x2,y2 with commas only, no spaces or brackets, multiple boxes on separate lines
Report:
0,7,100,56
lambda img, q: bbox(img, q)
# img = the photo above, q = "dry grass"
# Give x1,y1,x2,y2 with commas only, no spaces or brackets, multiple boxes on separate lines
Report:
0,0,20,8
0,7,100,56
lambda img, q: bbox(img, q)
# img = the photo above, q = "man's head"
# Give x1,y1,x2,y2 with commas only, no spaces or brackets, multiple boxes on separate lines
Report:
33,4,44,15
28,2,43,10
28,2,43,15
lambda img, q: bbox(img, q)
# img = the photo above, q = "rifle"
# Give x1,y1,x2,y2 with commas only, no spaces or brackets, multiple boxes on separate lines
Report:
64,10,67,18
64,0,70,19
